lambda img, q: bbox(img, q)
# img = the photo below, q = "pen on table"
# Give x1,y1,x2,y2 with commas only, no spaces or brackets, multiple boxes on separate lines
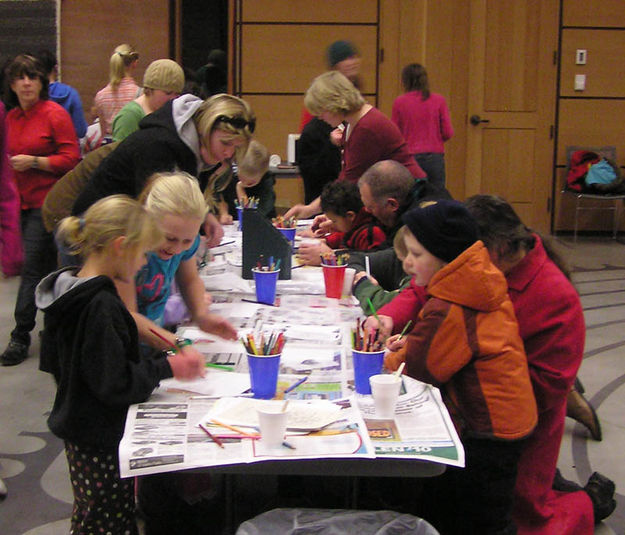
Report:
205,362,235,372
282,441,296,450
397,320,413,342
241,298,279,307
283,376,308,394
210,418,258,437
198,423,225,449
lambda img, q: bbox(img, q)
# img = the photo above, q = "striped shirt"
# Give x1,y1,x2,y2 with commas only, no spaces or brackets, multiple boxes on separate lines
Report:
93,77,140,137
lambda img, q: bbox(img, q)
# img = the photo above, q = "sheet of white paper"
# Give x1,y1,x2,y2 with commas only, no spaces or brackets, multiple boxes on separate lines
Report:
159,372,250,397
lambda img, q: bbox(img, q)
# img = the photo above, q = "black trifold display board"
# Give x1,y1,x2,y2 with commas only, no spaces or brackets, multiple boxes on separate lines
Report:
241,209,292,280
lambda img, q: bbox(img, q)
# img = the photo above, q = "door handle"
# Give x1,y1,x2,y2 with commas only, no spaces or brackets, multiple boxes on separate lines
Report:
469,114,490,126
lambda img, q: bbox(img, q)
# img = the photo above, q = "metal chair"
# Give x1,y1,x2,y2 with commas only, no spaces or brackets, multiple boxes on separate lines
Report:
562,145,625,243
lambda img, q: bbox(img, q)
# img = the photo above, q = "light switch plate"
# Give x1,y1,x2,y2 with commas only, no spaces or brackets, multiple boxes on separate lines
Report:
576,49,587,65
575,74,586,91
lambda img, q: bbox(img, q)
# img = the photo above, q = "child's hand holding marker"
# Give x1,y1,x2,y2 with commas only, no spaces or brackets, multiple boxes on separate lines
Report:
149,328,206,380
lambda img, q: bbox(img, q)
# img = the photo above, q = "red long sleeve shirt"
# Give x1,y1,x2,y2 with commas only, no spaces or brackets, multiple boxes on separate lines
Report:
7,99,80,209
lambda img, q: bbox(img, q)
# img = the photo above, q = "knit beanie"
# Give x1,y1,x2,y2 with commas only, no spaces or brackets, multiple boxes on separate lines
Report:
143,59,184,93
402,200,479,263
327,40,358,67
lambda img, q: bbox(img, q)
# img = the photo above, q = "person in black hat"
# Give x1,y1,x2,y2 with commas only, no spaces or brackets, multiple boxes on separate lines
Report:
380,199,539,535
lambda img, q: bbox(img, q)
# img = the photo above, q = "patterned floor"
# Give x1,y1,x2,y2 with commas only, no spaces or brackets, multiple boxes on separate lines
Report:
0,235,623,534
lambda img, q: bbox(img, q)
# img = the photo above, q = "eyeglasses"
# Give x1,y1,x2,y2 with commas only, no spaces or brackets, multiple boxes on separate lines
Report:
215,115,256,133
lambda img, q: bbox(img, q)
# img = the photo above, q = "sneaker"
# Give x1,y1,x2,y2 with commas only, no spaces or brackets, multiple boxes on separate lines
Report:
0,340,29,366
584,472,616,523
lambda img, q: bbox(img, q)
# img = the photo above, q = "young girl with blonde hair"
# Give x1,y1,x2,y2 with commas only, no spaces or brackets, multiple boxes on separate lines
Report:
73,92,255,248
118,171,237,352
93,43,140,138
36,195,205,535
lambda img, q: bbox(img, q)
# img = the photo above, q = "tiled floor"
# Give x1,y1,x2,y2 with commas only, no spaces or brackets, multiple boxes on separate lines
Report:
0,234,623,534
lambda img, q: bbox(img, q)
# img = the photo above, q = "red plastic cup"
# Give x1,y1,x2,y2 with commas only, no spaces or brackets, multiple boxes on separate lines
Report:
321,263,347,299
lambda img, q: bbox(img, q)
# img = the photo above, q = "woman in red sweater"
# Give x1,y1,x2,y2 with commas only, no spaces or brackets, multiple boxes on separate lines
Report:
1,54,80,366
392,63,454,189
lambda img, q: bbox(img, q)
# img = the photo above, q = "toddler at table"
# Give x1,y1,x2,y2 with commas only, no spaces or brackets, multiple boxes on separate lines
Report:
297,181,386,265
381,199,538,535
36,195,205,535
217,139,276,222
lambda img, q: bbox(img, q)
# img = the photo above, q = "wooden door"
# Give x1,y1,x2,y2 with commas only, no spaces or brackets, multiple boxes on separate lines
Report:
465,0,559,231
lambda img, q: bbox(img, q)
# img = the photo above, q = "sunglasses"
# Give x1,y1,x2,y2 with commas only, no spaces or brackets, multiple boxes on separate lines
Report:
215,115,256,133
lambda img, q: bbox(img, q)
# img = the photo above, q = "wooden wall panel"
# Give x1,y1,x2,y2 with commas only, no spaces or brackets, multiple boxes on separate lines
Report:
240,0,377,23
60,0,170,120
240,25,378,94
560,30,625,98
243,95,303,158
556,100,625,166
563,0,625,28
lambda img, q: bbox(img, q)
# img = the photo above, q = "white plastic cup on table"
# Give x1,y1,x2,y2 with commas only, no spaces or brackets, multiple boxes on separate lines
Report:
342,267,356,297
369,373,402,418
252,268,280,305
352,348,385,394
257,404,288,448
247,352,281,399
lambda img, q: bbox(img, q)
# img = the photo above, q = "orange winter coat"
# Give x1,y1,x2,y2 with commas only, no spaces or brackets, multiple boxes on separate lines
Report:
387,241,537,441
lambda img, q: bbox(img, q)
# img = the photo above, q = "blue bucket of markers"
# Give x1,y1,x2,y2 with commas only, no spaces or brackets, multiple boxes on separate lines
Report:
247,353,281,399
352,349,385,394
277,227,296,249
236,206,243,231
252,268,280,305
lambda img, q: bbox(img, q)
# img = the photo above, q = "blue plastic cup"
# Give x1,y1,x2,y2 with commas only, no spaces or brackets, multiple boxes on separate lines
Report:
277,227,296,249
236,207,243,231
352,349,385,394
252,268,280,305
247,353,281,399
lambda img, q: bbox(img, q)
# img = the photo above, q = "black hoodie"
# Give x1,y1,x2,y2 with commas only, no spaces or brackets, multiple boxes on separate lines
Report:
72,94,204,215
36,268,172,448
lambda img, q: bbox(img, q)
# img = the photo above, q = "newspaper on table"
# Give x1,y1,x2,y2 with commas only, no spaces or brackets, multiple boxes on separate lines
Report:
119,264,464,478
119,394,373,478
119,375,464,478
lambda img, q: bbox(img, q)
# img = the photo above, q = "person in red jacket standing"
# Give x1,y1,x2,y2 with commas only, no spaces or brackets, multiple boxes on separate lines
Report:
1,54,80,366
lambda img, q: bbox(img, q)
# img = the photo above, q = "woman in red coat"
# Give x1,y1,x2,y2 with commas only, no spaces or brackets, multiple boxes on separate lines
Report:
1,54,80,366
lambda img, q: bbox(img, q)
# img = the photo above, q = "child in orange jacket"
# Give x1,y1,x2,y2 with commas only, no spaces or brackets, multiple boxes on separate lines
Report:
382,199,537,535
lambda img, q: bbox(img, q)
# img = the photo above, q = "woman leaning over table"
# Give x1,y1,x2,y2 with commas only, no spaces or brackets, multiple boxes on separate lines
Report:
1,54,80,366
285,71,425,220
72,92,255,248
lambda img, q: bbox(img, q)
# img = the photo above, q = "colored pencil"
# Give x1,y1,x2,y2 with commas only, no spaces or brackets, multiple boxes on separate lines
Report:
198,423,225,448
205,362,234,372
210,418,258,437
397,320,413,341
283,376,308,394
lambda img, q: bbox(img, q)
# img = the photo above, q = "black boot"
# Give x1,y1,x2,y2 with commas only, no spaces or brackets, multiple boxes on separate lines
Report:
584,472,616,524
552,469,583,493
0,339,29,366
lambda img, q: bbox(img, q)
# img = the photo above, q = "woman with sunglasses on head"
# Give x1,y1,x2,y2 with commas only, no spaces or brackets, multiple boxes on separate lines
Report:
72,92,255,247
